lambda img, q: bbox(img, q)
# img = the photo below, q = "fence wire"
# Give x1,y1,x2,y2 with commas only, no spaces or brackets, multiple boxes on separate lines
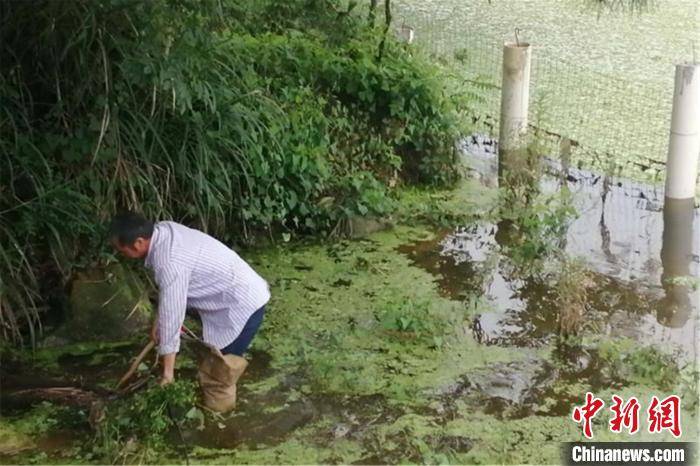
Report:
393,1,700,187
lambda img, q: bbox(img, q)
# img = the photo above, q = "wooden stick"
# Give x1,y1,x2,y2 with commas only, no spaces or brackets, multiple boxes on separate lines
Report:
120,374,151,394
181,324,199,340
116,340,155,389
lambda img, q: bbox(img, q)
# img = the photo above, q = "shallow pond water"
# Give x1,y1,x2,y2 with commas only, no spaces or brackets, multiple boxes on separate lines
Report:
391,137,700,432
2,146,698,463
394,0,700,183
401,136,699,362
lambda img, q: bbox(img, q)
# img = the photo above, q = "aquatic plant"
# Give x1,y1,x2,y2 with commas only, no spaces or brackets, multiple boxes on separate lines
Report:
494,116,578,269
553,259,594,338
92,381,197,463
598,339,680,391
496,187,577,268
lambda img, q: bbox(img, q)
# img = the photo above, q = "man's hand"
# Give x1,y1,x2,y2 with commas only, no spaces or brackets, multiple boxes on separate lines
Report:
150,319,159,343
160,352,176,386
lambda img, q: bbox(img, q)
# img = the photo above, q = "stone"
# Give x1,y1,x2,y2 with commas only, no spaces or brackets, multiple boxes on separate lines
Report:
460,356,559,417
0,424,34,456
58,263,152,342
346,216,394,238
332,423,351,438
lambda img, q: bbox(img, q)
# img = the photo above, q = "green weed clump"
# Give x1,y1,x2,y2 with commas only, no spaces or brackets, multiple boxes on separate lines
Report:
379,298,445,342
598,339,680,391
553,259,593,338
0,0,470,344
92,381,197,463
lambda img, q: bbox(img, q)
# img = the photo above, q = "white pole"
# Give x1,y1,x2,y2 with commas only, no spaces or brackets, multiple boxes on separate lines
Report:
665,63,700,200
399,25,415,44
499,41,532,155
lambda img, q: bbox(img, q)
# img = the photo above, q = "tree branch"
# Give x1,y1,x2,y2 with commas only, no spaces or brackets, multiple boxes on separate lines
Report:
368,0,378,26
376,0,391,63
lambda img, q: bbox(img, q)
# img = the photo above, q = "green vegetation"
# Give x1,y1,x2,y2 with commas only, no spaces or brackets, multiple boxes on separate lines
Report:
496,157,578,268
2,180,697,464
0,402,83,462
93,381,197,463
1,0,470,345
2,1,697,464
599,339,682,391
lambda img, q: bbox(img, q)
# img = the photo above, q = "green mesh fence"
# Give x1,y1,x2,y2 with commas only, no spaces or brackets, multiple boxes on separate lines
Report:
393,0,700,185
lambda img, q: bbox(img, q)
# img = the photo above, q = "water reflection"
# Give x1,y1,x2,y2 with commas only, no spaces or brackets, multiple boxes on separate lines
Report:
497,146,540,205
408,136,700,356
659,198,695,328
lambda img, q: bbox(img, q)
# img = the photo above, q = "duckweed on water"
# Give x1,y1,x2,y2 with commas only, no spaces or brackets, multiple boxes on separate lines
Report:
2,178,697,464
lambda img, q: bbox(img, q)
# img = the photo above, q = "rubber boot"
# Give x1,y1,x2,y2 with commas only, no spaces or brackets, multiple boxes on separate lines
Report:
222,354,248,409
198,348,248,413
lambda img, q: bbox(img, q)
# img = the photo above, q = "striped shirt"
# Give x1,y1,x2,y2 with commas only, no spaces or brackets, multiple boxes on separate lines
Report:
145,221,270,355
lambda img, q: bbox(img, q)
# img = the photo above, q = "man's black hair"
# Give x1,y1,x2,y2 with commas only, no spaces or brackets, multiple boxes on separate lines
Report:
109,212,154,245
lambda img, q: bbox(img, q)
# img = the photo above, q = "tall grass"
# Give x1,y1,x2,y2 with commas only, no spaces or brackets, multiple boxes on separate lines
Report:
0,0,469,345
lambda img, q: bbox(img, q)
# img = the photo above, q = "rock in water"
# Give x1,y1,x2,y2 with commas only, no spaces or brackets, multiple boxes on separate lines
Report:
0,425,35,456
58,264,151,342
347,216,394,238
461,356,559,418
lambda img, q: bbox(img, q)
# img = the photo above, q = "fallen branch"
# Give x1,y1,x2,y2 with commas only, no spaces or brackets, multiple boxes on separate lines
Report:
116,340,156,389
5,387,103,409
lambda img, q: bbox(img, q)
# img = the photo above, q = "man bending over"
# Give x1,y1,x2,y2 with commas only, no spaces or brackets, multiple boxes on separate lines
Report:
109,212,270,412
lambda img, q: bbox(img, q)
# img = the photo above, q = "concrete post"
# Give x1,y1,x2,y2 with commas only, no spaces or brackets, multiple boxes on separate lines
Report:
665,63,700,200
498,41,532,155
399,25,414,44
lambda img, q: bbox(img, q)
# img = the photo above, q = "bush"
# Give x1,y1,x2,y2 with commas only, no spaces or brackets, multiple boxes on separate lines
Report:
0,0,468,344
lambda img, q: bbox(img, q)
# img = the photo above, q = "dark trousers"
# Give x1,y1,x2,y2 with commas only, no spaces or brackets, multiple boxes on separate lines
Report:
220,305,265,356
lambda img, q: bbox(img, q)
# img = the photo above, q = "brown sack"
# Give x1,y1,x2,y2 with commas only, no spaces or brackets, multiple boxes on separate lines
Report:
192,340,248,413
